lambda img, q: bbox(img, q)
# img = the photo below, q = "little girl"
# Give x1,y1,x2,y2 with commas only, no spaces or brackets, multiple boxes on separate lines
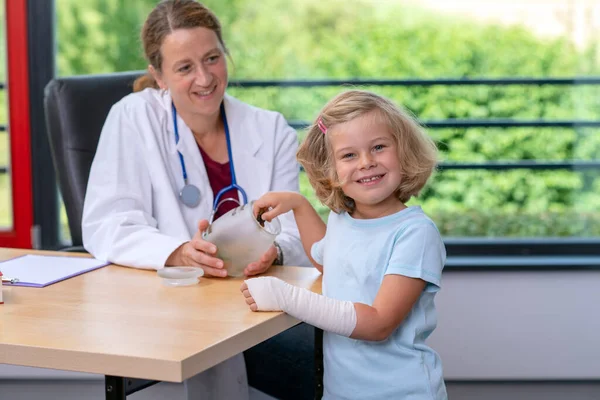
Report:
241,90,447,399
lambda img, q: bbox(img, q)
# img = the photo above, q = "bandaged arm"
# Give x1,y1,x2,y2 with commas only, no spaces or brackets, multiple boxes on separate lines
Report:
245,274,426,341
245,277,357,337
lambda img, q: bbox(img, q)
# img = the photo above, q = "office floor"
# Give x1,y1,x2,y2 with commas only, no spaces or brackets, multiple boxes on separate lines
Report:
0,380,277,400
250,387,277,400
3,379,600,400
129,383,277,400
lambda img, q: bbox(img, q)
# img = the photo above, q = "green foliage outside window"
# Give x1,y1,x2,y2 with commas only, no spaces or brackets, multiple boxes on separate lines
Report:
49,0,600,237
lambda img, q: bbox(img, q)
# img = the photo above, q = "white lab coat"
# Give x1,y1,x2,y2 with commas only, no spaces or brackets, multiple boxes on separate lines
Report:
82,88,311,270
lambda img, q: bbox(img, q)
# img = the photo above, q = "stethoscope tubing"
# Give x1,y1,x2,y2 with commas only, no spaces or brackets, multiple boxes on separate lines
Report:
171,101,248,212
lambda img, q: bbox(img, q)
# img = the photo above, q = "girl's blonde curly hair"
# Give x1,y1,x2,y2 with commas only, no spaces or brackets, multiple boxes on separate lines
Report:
297,90,438,214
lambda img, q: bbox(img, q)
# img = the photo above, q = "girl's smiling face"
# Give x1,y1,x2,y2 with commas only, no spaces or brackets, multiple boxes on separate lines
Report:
329,111,406,219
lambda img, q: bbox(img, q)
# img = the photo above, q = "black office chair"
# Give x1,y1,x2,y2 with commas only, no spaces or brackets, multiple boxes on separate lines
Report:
43,71,319,399
43,71,142,248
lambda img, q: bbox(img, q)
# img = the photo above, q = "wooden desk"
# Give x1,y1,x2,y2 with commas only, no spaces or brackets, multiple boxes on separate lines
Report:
0,248,322,398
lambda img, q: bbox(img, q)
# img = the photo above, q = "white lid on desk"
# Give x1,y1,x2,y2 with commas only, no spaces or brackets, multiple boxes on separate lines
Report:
158,267,204,280
157,267,204,287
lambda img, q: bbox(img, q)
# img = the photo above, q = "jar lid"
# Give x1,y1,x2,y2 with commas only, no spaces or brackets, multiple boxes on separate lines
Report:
157,267,204,287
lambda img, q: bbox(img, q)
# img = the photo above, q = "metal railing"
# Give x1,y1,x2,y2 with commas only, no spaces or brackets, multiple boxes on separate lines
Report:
1,76,599,174
231,76,600,172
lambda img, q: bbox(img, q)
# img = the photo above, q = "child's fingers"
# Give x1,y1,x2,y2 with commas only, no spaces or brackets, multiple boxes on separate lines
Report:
256,208,275,222
259,207,280,222
252,202,262,217
244,293,258,311
253,198,272,217
241,282,258,310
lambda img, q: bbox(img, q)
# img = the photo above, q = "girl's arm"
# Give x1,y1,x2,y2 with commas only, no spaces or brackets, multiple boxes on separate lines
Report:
352,275,425,340
254,192,326,271
243,221,444,341
291,196,326,271
267,116,312,268
241,274,425,341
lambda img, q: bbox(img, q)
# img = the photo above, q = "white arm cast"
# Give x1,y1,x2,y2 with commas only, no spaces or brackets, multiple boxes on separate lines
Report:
245,277,357,337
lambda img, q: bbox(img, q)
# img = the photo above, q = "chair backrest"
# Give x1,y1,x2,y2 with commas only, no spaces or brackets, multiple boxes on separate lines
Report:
44,71,143,246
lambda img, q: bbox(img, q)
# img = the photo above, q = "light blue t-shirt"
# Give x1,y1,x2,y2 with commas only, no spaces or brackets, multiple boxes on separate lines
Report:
311,206,447,400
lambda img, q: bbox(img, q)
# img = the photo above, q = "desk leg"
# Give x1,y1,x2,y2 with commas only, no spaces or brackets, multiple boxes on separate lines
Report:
105,376,159,400
105,376,126,400
315,328,324,400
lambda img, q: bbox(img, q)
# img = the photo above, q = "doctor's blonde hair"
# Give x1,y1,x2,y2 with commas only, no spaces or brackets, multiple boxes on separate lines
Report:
134,0,228,92
297,90,438,214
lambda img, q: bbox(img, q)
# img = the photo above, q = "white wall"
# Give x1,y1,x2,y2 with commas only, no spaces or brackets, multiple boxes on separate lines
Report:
429,269,600,380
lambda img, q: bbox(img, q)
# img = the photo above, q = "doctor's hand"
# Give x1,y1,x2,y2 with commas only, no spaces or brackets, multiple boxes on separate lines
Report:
244,245,278,277
165,220,228,278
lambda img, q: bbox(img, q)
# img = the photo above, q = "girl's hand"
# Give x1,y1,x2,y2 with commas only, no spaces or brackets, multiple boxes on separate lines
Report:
253,191,304,222
244,245,278,276
165,220,228,277
240,282,258,311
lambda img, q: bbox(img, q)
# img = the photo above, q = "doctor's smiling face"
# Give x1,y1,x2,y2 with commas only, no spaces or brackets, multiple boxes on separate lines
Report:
151,27,228,125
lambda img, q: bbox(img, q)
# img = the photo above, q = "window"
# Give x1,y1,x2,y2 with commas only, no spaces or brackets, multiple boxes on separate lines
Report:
55,0,600,261
0,0,11,231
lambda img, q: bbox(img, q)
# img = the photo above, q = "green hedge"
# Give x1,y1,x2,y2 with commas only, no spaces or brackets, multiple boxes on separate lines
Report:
54,0,600,237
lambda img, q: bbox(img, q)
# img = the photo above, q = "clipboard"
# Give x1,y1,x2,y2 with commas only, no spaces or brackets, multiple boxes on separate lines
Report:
0,254,109,287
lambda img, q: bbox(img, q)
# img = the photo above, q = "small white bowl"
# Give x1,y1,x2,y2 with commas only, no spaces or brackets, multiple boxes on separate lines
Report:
157,267,204,287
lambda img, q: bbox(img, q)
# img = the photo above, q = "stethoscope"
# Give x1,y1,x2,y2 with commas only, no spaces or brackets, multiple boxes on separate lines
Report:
171,102,248,220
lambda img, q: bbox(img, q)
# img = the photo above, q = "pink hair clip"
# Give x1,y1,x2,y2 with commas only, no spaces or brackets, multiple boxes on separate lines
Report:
317,118,327,134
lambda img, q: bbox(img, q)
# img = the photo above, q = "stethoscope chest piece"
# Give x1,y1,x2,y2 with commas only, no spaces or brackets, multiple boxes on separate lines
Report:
180,184,201,208
172,101,247,209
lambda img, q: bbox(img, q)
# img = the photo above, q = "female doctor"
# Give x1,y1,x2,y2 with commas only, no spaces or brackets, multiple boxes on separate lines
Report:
82,1,309,275
82,0,311,398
